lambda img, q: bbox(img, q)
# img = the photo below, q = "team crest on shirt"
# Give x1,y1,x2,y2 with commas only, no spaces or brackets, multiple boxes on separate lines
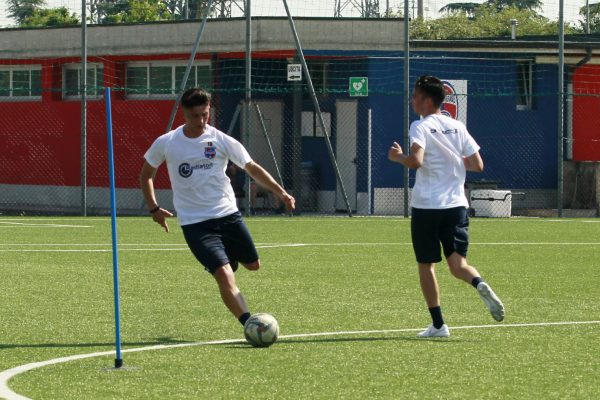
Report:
441,81,458,120
204,142,216,159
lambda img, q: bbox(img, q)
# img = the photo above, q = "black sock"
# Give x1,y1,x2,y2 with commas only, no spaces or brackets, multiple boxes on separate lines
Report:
428,306,445,329
471,277,483,289
238,312,251,326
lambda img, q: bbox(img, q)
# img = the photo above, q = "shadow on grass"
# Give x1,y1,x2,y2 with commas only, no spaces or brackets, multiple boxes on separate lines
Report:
0,337,190,350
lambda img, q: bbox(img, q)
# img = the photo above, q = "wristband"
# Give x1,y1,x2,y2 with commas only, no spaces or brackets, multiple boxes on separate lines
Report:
149,206,160,214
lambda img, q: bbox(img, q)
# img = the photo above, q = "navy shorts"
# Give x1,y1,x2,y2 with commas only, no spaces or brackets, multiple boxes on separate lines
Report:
410,206,469,264
181,212,259,274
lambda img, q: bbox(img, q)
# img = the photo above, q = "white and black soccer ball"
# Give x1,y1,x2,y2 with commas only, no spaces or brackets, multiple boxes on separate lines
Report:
244,313,279,347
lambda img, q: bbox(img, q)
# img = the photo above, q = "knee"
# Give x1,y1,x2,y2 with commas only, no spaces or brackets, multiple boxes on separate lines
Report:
242,260,260,271
213,266,236,287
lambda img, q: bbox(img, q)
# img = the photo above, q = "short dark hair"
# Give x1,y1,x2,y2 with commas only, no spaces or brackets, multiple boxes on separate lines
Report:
414,75,445,108
180,88,211,109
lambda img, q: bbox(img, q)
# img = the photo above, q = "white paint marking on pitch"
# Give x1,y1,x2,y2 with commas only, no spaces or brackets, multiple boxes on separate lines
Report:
0,244,187,246
1,242,600,253
1,320,599,400
0,222,92,228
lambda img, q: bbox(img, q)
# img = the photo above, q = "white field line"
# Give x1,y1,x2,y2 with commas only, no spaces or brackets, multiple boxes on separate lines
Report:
0,217,598,223
0,222,92,228
0,242,600,252
0,320,599,400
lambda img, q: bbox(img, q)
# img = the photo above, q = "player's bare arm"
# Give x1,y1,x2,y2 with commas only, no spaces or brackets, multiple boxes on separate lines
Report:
388,142,424,169
140,161,174,232
244,161,296,212
463,151,484,172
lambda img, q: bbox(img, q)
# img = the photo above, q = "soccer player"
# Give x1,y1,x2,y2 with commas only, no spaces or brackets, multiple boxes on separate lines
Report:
388,75,505,338
140,88,295,329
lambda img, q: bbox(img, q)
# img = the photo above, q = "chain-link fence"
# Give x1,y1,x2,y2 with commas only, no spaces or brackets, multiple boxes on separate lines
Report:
0,12,598,218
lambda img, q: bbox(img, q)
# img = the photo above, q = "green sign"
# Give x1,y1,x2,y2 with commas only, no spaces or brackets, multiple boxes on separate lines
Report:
349,77,368,97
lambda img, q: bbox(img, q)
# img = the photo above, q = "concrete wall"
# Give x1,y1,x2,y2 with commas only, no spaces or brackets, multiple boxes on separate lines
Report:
0,18,405,59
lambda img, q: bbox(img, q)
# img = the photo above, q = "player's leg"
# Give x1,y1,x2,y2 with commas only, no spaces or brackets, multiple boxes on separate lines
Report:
212,264,251,325
441,207,504,322
411,208,449,337
181,219,251,326
446,252,480,283
440,206,479,283
221,212,260,271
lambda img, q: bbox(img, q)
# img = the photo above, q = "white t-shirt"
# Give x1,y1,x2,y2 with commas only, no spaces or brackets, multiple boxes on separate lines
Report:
144,125,252,225
409,114,480,209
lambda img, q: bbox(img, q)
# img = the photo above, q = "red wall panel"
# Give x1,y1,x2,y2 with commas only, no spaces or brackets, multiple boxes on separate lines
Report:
573,65,600,162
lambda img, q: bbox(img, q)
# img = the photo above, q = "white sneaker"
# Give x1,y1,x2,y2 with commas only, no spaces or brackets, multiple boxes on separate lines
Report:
417,324,450,338
477,282,505,322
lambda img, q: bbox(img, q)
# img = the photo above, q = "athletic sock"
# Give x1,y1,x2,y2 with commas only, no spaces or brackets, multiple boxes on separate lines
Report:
471,277,484,289
428,306,445,329
238,312,251,326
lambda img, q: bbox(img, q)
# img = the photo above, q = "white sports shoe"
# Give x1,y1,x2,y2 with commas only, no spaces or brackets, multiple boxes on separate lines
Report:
417,324,450,338
477,282,505,322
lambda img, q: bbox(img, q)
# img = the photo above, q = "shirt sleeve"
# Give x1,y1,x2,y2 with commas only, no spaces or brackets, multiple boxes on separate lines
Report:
143,134,168,168
220,132,253,169
462,127,481,157
409,121,426,150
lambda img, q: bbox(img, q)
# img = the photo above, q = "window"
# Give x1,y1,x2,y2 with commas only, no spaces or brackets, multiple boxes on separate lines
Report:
516,60,533,111
0,66,42,100
125,62,212,98
63,64,104,98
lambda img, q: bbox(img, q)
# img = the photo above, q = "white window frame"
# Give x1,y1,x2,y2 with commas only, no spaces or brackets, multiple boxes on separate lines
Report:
125,60,212,99
0,65,42,101
62,63,104,100
516,60,533,111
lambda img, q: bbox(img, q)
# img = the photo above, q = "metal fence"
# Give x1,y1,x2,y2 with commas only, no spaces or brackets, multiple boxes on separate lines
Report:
0,8,598,218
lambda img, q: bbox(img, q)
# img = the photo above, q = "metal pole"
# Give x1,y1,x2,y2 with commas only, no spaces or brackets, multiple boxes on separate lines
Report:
283,0,353,217
244,0,252,216
165,0,214,133
226,103,242,134
586,0,590,34
80,0,87,216
558,0,564,217
403,0,410,218
368,108,372,214
255,103,284,187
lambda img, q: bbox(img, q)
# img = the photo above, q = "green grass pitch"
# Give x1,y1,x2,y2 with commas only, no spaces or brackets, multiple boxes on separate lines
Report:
0,216,599,399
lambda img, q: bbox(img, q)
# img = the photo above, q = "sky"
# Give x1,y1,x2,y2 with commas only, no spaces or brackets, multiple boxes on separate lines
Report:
0,0,586,29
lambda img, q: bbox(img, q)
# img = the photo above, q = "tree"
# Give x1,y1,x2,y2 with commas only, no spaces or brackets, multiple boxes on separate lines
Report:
579,2,600,33
21,7,79,27
99,0,171,24
7,0,46,24
486,0,543,12
439,2,480,19
412,5,575,40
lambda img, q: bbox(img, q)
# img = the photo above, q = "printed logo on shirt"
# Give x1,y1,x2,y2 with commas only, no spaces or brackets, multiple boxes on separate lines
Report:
178,162,213,178
443,129,458,134
441,81,458,120
430,129,437,134
204,144,216,159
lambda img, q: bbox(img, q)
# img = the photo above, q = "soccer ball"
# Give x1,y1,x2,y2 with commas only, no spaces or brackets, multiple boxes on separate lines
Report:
244,313,279,347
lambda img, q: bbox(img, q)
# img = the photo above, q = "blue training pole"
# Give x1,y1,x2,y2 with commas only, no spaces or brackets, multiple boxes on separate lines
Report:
105,87,123,368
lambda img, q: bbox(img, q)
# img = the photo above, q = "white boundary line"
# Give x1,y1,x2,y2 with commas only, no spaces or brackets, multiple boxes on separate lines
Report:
0,320,599,400
0,222,92,228
0,242,599,253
